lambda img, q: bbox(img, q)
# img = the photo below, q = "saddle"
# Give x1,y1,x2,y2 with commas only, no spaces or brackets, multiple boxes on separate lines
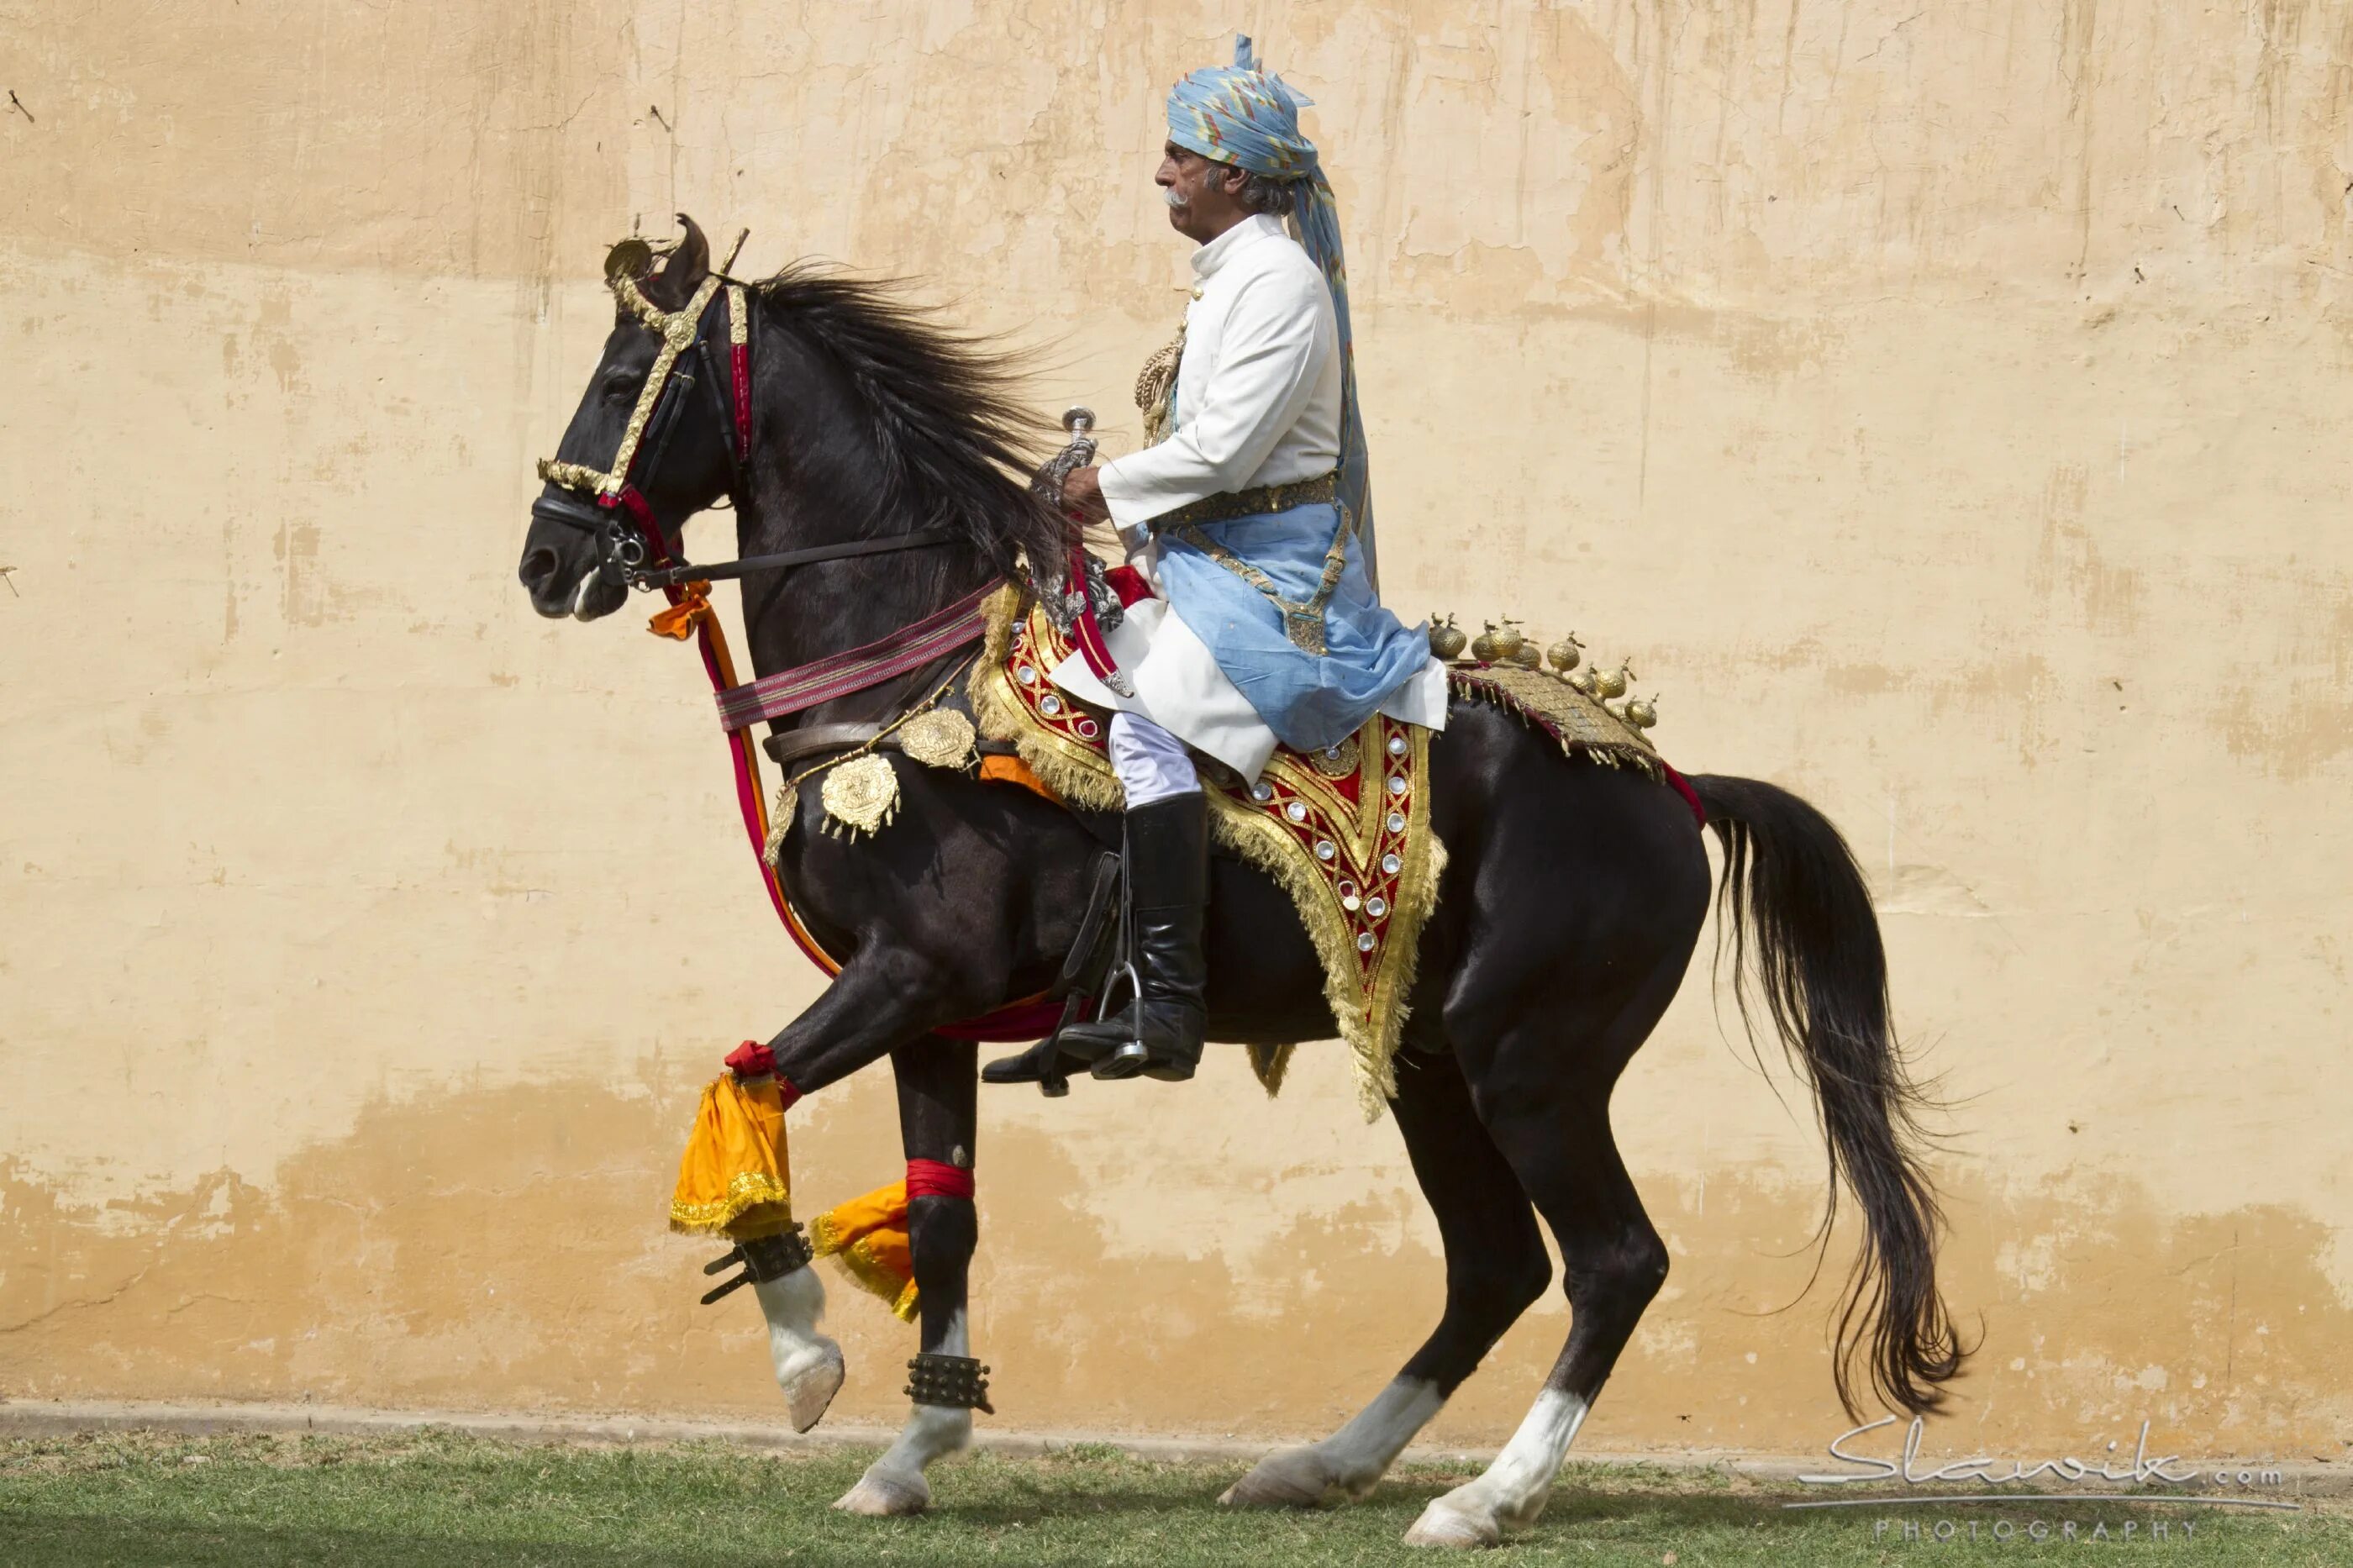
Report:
758,585,1677,1120
968,587,1442,1118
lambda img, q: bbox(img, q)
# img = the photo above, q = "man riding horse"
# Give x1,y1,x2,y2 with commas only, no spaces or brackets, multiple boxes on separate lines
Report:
1013,36,1448,1087
516,29,1962,1540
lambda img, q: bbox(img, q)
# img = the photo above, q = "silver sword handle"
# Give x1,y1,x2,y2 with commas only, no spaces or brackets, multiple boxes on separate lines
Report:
1061,404,1098,468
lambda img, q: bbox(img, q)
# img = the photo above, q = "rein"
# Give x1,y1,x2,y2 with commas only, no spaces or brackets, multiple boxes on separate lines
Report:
534,243,1058,1042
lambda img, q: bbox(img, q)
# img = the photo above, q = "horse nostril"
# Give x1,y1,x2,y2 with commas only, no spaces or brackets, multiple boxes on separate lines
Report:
519,547,559,588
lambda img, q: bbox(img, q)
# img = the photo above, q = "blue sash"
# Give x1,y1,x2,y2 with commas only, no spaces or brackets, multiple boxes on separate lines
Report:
1155,501,1430,753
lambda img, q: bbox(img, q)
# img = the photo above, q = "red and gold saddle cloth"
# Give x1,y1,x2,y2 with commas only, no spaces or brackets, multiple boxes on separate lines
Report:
970,588,1444,1119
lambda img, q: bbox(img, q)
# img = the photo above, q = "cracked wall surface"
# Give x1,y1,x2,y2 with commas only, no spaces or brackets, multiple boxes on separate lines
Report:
3,0,2350,1454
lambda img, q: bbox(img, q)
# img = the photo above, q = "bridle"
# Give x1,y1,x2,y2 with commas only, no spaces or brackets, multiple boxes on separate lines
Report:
520,226,1088,1046
532,243,960,595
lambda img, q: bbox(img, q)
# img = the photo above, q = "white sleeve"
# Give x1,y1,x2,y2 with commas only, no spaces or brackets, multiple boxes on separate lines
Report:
1097,268,1326,528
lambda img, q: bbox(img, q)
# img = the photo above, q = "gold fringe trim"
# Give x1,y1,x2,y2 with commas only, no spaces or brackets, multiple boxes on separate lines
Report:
667,1171,794,1239
1445,669,1664,781
1203,767,1446,1120
809,1211,920,1323
970,589,1446,1121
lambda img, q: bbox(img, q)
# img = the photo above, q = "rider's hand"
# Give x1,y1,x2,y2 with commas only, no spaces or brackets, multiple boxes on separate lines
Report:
1061,466,1112,523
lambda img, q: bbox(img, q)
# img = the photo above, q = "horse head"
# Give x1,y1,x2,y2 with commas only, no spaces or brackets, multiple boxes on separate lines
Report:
519,214,738,621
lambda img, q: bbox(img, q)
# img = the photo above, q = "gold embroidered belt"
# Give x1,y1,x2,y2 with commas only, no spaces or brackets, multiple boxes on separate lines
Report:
1150,472,1350,655
1149,471,1339,529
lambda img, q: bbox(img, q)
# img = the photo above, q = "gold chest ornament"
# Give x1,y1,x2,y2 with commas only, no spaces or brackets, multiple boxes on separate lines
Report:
819,755,901,839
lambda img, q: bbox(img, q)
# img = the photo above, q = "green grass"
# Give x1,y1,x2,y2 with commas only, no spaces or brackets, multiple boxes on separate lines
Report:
0,1429,2345,1565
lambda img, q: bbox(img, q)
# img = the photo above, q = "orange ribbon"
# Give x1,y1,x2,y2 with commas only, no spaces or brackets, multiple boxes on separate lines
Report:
647,581,714,639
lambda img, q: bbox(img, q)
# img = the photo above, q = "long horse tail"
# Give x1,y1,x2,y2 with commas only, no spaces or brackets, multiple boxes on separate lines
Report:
1686,773,1966,1417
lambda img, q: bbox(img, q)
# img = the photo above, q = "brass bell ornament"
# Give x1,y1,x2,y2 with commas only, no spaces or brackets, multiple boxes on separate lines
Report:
1545,633,1584,674
1624,693,1659,729
1428,613,1468,661
1470,620,1525,664
1592,661,1633,701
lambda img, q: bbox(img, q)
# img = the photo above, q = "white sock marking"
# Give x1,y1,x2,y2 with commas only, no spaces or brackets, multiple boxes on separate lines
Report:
751,1265,828,1363
1317,1377,1445,1487
752,1265,845,1432
861,1309,975,1488
1415,1388,1590,1539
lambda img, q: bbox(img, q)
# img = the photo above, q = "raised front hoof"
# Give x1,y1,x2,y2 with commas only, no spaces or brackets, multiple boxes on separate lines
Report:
775,1340,845,1434
1219,1447,1345,1509
1403,1500,1503,1550
833,1468,930,1517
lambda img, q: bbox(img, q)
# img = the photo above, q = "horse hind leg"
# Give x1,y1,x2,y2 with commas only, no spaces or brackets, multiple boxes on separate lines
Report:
1222,1045,1550,1509
1405,984,1682,1547
834,1039,984,1517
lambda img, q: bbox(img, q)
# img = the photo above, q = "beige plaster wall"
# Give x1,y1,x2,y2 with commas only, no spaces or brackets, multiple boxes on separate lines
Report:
3,0,2350,1459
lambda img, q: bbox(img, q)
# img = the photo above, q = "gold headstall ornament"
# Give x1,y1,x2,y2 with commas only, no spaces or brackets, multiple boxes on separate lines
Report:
604,236,655,284
535,234,735,508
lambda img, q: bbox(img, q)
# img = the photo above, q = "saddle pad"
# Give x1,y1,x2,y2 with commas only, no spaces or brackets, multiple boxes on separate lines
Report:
969,588,1444,1120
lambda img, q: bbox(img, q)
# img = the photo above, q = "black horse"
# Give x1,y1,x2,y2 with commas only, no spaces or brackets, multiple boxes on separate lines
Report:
516,217,1961,1547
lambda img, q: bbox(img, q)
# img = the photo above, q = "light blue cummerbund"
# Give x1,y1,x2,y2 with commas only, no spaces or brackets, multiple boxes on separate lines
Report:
1155,500,1430,755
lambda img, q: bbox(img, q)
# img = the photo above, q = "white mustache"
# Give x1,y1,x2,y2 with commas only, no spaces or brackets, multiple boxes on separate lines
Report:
1162,187,1190,209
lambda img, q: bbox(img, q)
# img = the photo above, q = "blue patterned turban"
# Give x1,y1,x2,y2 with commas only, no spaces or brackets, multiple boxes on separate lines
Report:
1168,35,1377,587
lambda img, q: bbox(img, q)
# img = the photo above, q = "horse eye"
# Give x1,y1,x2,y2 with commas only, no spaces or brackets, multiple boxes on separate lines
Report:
601,370,640,400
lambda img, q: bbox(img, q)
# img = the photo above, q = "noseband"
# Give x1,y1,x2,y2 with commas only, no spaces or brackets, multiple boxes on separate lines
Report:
534,262,957,593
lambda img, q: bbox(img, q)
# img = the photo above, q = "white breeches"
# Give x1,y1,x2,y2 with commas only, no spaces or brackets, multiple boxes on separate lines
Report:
1108,711,1202,805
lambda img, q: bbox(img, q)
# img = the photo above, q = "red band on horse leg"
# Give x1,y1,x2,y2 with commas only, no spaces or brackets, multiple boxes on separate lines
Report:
905,1159,974,1201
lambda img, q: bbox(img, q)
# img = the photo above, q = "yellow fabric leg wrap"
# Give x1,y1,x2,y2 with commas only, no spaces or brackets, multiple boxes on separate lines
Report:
668,1074,795,1240
811,1182,920,1323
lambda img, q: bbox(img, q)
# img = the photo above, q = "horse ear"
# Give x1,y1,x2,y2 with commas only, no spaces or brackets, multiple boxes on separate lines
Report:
647,214,711,308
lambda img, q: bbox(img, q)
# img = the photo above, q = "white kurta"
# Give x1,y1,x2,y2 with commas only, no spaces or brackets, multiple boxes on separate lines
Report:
1050,215,1446,780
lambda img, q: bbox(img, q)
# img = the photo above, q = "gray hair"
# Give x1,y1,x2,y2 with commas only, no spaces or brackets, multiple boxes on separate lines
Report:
1223,164,1298,218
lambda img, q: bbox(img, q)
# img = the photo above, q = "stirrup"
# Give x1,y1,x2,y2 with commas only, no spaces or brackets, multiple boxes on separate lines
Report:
1090,1031,1197,1083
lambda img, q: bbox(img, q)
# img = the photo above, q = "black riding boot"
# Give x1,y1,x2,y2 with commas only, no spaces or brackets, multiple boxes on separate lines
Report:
1052,791,1209,1082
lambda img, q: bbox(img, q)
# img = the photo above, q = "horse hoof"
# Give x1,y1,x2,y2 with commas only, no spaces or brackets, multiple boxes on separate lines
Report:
1403,1499,1501,1549
833,1469,929,1517
776,1340,845,1434
1219,1447,1340,1509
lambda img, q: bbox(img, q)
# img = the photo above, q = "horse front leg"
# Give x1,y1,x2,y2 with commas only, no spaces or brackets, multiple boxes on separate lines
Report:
834,1036,984,1518
742,948,991,1438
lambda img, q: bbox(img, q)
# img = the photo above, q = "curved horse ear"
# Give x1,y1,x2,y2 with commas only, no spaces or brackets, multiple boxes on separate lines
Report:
645,214,711,309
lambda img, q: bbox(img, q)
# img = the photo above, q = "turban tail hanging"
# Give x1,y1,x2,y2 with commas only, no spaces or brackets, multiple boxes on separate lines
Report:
1166,35,1377,589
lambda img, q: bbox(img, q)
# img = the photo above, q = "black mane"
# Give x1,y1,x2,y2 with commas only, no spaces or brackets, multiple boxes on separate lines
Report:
755,264,1067,576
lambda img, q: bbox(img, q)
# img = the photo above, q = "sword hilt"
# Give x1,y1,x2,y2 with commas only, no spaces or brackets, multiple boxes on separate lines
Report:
1061,405,1098,469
